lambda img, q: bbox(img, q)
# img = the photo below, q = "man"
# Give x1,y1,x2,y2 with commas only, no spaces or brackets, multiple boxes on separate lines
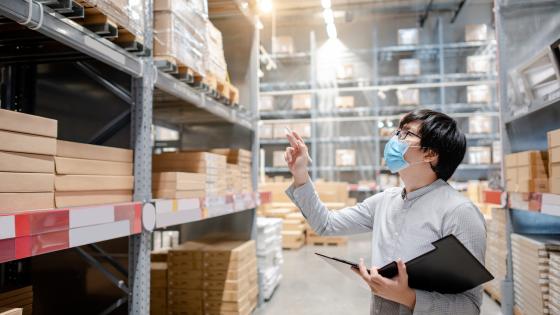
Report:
284,109,486,315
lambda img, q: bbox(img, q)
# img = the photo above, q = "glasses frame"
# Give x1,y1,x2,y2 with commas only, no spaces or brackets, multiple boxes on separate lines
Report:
393,129,421,141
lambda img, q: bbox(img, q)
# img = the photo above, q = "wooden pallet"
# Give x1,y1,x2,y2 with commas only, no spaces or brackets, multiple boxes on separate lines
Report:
306,235,347,246
74,1,146,55
154,56,204,85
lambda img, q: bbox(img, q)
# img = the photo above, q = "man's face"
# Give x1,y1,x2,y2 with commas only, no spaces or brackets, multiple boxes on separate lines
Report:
400,121,424,163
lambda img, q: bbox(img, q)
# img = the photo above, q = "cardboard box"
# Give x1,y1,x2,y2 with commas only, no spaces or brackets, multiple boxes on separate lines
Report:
273,151,286,167
55,157,133,175
0,109,57,138
516,150,547,167
468,146,492,164
0,151,54,173
518,179,549,193
335,96,355,108
399,59,420,76
398,28,419,45
291,123,311,138
0,192,54,212
492,141,502,164
55,190,132,208
273,125,287,139
291,94,312,110
57,140,132,162
259,96,274,111
467,55,491,73
548,128,560,149
505,168,518,182
505,153,518,168
336,64,353,80
551,147,560,164
397,89,420,105
55,175,133,192
518,164,548,179
335,149,356,166
0,173,54,192
465,24,488,42
469,116,492,133
0,130,56,156
260,124,273,139
272,36,294,54
551,163,560,178
467,85,490,103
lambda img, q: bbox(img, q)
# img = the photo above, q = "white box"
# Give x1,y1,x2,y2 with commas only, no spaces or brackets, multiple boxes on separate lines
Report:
273,151,287,167
467,55,491,73
467,85,491,103
468,146,492,164
335,96,355,108
260,95,274,111
336,149,356,166
336,64,354,80
399,59,420,76
397,89,420,105
398,28,419,46
465,24,488,42
492,141,502,164
292,94,312,110
469,116,492,133
272,36,294,54
260,124,273,139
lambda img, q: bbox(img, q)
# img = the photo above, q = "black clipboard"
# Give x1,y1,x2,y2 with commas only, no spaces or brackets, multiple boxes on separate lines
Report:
316,234,494,294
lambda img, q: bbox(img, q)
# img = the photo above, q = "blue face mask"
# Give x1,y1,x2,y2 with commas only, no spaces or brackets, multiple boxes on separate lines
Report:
383,136,423,173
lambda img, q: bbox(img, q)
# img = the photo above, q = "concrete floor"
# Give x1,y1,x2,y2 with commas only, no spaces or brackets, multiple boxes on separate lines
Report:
254,233,502,315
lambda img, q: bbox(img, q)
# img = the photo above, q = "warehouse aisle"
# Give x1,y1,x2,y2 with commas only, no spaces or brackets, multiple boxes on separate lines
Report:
255,233,503,315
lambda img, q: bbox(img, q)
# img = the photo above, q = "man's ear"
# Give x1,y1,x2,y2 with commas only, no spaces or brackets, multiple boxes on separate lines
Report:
424,149,438,163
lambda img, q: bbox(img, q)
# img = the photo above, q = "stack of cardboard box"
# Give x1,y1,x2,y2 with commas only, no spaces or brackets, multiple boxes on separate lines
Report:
152,172,207,199
150,262,168,315
512,234,560,315
55,141,134,207
291,94,312,110
549,253,560,315
0,287,32,315
549,128,560,194
153,152,227,197
0,109,56,212
166,240,258,315
335,149,356,167
484,207,507,301
505,150,549,193
211,149,252,193
305,181,349,246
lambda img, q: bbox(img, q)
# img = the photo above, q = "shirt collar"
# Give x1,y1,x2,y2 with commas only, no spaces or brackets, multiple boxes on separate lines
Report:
401,179,447,200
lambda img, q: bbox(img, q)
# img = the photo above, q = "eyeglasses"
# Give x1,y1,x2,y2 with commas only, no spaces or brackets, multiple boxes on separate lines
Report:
393,129,421,141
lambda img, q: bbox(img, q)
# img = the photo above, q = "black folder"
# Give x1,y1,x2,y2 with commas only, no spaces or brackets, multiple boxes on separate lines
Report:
316,234,494,294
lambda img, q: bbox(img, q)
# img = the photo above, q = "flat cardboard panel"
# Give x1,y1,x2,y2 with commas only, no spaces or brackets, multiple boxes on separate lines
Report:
551,163,560,178
54,157,133,175
0,193,54,212
153,181,205,191
57,140,132,162
518,164,548,179
153,190,206,199
517,150,548,166
549,128,560,149
0,130,56,156
505,153,518,167
551,177,560,195
0,173,54,192
55,190,132,208
505,168,518,181
0,151,54,173
551,147,560,163
55,175,134,191
152,172,206,183
0,109,57,138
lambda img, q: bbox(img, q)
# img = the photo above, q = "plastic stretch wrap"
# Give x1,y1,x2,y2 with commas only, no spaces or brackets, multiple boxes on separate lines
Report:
205,20,228,82
154,6,206,75
80,0,145,40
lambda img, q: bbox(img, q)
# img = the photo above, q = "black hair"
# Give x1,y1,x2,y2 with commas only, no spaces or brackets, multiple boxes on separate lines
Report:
399,109,467,181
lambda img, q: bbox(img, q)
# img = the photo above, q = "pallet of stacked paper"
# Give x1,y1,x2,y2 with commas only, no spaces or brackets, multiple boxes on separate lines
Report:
484,207,508,302
256,217,283,300
153,152,227,197
151,262,168,315
153,172,207,199
167,241,206,315
549,253,560,315
0,109,57,212
0,287,33,315
511,234,560,315
211,149,252,193
55,140,134,207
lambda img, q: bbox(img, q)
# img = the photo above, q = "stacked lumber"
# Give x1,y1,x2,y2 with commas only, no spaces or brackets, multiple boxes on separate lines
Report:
211,149,252,193
549,253,560,315
153,172,207,199
0,287,32,315
484,207,507,301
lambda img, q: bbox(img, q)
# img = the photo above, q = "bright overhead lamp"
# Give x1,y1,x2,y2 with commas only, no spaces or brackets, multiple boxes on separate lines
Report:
321,0,331,9
259,0,273,13
322,8,334,24
326,22,337,39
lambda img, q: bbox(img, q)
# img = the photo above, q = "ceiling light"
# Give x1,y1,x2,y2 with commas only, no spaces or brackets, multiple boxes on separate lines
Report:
259,0,273,13
326,22,337,39
378,121,385,128
323,8,334,24
321,0,331,9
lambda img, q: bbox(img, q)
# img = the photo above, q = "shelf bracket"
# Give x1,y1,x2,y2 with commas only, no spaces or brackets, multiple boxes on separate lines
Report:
450,0,469,24
88,108,131,145
74,247,130,295
74,61,132,105
88,244,128,277
419,0,434,28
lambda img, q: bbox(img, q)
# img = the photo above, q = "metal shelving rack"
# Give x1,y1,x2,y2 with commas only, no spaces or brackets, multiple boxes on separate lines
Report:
259,13,499,185
495,1,560,315
0,0,261,314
